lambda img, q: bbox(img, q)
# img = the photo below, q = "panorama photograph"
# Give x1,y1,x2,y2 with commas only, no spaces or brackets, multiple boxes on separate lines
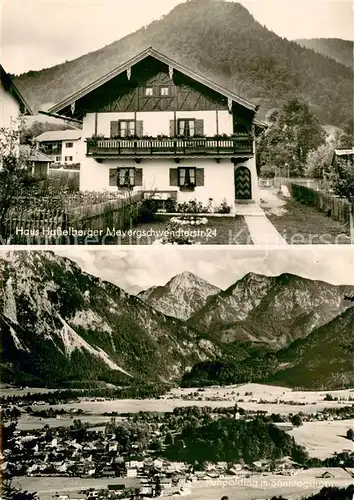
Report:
1,246,354,500
0,0,353,245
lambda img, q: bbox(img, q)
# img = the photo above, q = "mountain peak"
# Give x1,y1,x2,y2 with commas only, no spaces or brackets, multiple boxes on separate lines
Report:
138,272,220,320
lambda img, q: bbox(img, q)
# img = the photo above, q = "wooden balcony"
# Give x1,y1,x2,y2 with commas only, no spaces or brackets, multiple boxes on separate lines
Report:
86,136,254,158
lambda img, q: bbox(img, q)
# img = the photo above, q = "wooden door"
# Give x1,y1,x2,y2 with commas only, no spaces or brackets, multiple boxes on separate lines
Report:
235,166,252,200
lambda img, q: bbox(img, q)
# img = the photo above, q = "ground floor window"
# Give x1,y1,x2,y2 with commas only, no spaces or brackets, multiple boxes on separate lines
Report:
118,167,135,187
64,156,73,162
178,167,196,188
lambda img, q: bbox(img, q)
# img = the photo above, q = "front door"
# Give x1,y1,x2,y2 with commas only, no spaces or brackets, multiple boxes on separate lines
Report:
235,166,252,200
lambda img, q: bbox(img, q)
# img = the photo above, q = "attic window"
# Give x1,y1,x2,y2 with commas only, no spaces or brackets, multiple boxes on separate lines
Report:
160,86,169,96
145,87,153,96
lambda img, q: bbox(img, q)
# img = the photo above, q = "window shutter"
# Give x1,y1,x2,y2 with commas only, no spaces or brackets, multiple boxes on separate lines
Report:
135,168,143,186
169,120,175,137
195,119,204,136
195,168,204,186
109,168,118,187
169,168,178,186
110,121,119,138
136,120,143,138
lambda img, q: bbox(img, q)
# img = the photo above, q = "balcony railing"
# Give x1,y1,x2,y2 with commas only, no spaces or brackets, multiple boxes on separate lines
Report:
86,136,253,157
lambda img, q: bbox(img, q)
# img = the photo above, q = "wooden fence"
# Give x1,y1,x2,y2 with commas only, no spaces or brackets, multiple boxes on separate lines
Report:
1,192,144,244
273,177,322,191
68,192,144,237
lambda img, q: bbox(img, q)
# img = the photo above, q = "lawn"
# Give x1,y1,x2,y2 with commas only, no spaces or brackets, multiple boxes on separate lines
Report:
104,214,252,245
263,197,351,244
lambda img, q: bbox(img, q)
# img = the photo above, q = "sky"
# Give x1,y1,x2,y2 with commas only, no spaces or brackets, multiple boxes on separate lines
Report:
52,246,354,294
1,0,353,74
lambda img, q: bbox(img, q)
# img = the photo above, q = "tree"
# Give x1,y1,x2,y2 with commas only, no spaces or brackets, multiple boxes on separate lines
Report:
257,99,326,177
20,120,76,145
290,414,303,427
330,159,354,241
304,144,334,179
346,428,354,441
0,121,38,241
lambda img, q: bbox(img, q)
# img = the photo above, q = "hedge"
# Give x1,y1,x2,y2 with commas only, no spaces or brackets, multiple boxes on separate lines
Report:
289,183,350,225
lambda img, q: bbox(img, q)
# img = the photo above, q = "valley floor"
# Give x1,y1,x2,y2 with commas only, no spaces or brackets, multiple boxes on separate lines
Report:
30,383,352,417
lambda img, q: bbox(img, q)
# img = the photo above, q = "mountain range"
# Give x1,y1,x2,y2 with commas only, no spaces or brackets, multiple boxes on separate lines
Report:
13,0,352,128
1,251,353,389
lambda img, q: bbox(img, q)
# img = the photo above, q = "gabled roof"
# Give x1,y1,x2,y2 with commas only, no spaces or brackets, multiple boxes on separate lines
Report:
35,130,82,142
49,47,258,115
1,65,33,115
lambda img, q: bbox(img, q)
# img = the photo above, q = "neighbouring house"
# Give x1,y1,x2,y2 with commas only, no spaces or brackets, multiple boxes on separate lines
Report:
0,65,32,129
0,65,32,161
20,144,53,177
47,46,266,211
34,129,81,165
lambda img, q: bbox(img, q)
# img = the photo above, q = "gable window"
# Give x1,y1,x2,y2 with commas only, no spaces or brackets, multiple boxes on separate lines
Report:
178,167,196,188
160,86,169,96
118,167,135,187
119,120,135,137
178,119,195,137
145,87,153,96
65,142,74,148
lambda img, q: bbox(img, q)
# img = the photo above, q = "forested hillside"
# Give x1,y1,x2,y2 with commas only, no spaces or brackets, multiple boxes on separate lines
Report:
295,38,353,69
14,0,352,128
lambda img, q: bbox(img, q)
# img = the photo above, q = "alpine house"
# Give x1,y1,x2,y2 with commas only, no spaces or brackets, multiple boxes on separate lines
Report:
48,47,266,211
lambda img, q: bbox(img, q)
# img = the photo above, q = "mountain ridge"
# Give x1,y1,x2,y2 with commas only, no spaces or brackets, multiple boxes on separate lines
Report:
187,272,354,345
294,38,353,69
13,1,352,127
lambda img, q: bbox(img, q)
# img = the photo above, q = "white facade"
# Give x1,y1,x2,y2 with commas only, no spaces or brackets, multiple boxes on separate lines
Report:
0,83,21,130
79,109,259,207
84,110,233,138
80,156,259,207
60,139,81,164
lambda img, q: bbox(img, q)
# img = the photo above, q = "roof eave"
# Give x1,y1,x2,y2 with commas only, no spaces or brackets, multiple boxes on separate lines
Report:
48,47,257,115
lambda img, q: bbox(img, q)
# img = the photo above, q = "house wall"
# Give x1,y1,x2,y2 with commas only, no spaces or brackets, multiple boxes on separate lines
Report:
62,139,81,164
0,83,20,129
41,139,81,164
84,110,233,138
80,156,237,208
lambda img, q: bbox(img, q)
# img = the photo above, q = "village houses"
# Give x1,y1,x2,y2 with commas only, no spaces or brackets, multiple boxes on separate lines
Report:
47,47,266,212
